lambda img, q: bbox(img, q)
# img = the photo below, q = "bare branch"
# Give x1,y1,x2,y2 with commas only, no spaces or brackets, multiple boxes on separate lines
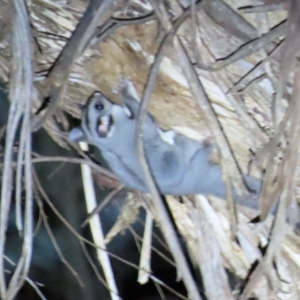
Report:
0,1,34,298
32,0,115,131
135,2,211,299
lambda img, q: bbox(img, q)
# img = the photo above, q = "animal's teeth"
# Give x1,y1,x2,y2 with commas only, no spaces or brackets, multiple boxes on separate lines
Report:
98,115,110,135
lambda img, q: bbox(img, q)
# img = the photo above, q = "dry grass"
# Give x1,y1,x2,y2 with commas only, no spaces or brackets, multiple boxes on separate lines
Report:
1,0,300,299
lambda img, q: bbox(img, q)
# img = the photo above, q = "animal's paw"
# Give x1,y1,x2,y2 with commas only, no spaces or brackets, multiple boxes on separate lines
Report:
113,76,140,102
113,75,128,94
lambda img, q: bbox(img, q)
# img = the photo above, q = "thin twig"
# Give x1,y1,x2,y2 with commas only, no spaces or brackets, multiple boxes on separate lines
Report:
203,0,258,41
264,64,300,288
135,214,169,252
0,154,117,182
4,256,47,300
148,275,189,300
136,2,207,299
241,65,300,300
32,0,115,131
0,1,33,298
193,196,234,299
20,154,116,179
33,174,84,287
79,141,120,300
274,0,300,126
137,211,153,284
192,20,265,192
33,161,135,268
15,123,25,232
127,226,175,267
93,13,156,44
196,20,286,72
239,3,288,14
34,163,186,299
81,184,124,228
80,242,115,294
25,278,47,300
180,38,250,194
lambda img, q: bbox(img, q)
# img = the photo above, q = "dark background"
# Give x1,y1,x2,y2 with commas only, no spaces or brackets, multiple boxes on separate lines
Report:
0,85,186,300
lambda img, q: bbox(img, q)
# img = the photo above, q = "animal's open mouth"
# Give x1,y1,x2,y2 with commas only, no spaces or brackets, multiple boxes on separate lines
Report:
97,115,113,137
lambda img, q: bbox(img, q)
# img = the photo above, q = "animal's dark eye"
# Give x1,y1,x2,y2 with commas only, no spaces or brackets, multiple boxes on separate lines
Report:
94,101,104,110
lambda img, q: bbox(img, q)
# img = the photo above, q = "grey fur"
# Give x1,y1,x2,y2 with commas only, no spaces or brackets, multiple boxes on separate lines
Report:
68,88,263,210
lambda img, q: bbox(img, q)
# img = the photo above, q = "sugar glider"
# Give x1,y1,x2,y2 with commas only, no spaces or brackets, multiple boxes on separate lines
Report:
68,80,261,208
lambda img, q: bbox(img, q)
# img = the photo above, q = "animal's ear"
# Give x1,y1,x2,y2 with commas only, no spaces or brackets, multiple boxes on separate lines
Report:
68,127,86,143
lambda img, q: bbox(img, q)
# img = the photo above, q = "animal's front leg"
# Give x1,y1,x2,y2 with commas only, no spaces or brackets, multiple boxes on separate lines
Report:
114,76,141,116
101,149,148,193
